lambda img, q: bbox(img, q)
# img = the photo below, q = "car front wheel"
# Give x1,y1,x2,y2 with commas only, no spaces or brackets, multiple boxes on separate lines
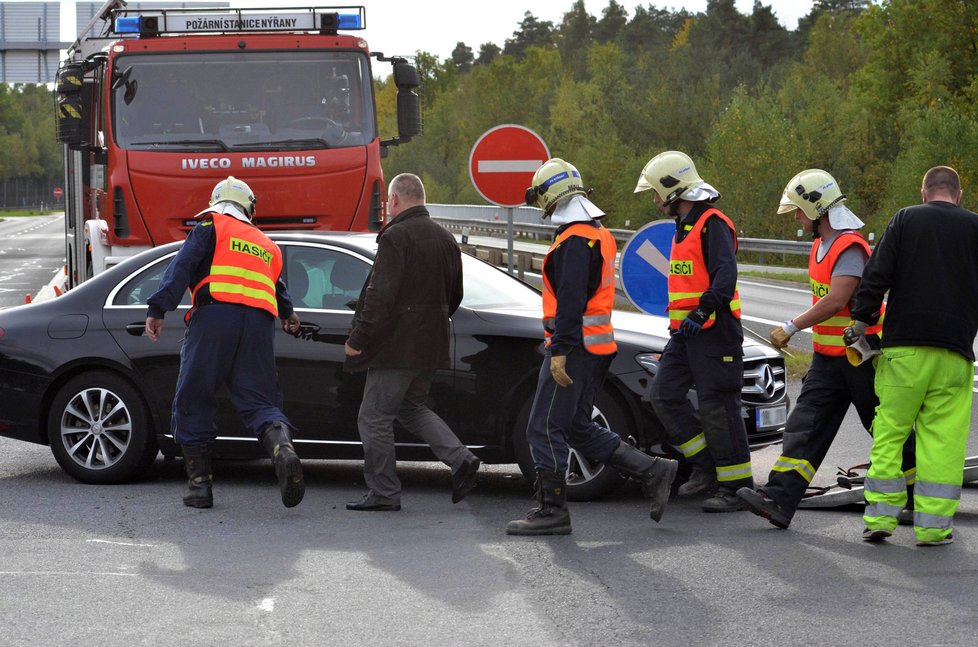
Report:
513,388,630,501
47,371,158,484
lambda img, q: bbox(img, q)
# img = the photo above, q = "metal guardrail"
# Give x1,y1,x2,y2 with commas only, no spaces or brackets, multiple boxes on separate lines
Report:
432,216,812,256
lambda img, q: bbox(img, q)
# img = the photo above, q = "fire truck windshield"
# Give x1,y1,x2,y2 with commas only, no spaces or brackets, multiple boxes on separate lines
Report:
112,51,375,152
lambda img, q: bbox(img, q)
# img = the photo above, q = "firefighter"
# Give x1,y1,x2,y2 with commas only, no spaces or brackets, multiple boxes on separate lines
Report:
145,176,304,509
506,159,679,535
736,169,915,528
847,165,978,546
636,151,753,513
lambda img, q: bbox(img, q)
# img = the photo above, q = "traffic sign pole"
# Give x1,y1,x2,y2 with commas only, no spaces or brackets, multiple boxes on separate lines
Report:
506,207,514,274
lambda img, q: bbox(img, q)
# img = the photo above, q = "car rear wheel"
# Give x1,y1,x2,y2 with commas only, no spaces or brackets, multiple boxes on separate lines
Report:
513,387,629,502
47,371,158,484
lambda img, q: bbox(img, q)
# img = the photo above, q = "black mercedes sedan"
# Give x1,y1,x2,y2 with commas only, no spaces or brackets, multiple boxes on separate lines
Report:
0,233,787,500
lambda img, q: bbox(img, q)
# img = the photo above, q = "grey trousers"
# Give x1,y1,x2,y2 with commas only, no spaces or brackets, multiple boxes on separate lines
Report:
357,367,472,503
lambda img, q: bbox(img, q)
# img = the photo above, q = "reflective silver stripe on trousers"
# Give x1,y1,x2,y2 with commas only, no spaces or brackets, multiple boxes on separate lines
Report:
865,477,906,494
865,502,903,518
584,332,614,346
915,480,962,500
582,314,612,326
543,318,556,329
913,511,954,530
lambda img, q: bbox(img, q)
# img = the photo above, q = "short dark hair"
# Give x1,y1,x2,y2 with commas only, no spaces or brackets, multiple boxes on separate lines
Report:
922,166,961,194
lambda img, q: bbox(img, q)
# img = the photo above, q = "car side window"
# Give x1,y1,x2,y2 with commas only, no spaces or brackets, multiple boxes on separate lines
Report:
284,245,370,310
112,257,192,307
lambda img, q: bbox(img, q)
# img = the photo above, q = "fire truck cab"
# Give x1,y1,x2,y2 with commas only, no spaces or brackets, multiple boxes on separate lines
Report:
55,2,420,288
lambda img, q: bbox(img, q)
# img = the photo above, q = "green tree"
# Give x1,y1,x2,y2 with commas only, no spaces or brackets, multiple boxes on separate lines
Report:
502,12,556,60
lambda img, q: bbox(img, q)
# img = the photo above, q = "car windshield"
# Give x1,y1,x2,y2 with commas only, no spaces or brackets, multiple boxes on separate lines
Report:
112,51,374,151
461,254,540,310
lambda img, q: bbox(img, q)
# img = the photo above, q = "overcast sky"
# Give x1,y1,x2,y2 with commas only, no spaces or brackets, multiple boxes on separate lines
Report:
57,1,815,60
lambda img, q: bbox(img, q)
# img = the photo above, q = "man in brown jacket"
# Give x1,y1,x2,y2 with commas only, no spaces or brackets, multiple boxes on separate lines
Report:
344,173,481,511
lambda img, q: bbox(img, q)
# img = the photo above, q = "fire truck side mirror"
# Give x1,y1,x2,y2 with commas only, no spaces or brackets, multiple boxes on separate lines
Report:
55,63,87,146
393,61,421,140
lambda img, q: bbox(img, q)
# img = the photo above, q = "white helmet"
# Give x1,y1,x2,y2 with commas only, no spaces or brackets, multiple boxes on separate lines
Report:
778,169,863,229
525,158,588,215
209,176,257,218
634,151,719,204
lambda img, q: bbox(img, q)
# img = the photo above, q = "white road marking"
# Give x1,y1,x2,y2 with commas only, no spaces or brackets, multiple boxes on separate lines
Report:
738,278,810,294
257,598,275,612
0,571,137,577
86,538,156,547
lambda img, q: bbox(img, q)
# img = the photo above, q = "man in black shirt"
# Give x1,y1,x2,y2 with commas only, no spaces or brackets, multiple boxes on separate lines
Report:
847,165,978,547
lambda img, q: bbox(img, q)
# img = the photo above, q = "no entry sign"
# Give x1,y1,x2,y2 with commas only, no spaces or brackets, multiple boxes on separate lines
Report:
469,124,550,207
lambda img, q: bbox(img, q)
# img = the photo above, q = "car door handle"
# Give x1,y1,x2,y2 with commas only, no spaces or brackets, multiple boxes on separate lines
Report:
126,323,145,336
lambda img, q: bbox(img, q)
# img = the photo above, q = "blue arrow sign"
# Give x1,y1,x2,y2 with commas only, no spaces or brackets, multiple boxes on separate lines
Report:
619,219,675,316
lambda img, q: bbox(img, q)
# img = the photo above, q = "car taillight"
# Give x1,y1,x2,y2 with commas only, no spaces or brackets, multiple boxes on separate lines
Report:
0,327,5,339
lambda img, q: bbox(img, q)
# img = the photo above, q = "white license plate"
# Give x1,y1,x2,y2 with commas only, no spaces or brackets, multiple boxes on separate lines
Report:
756,404,787,429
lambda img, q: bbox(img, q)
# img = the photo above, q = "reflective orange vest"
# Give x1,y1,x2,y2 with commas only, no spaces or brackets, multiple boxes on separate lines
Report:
666,208,741,331
192,213,283,318
542,222,617,355
809,231,883,356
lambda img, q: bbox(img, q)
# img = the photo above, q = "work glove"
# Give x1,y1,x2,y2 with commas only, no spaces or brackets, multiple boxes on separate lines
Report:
550,355,573,387
842,319,868,347
769,320,798,350
679,308,709,338
843,320,880,366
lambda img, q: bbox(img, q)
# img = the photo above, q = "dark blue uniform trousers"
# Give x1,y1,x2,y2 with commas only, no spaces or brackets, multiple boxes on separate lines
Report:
528,347,622,474
172,303,290,445
651,333,753,490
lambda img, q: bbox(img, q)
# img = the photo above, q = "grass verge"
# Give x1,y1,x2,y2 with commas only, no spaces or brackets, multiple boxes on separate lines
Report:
740,270,808,284
782,347,813,380
0,208,58,217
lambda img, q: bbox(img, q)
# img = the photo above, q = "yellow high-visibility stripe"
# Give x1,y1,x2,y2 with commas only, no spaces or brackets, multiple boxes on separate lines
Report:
210,264,275,290
717,461,753,482
209,281,277,308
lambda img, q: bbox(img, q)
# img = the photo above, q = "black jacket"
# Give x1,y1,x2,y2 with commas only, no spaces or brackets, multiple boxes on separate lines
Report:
851,200,978,361
345,205,463,371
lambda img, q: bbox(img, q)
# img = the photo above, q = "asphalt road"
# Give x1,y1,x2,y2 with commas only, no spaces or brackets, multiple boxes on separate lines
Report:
0,214,64,308
3,215,978,645
3,423,978,646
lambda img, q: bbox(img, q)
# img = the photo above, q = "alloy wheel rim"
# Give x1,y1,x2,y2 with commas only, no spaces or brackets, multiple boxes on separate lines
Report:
60,387,132,470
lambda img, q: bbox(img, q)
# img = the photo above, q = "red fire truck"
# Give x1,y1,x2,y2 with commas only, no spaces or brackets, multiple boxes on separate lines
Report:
54,2,420,288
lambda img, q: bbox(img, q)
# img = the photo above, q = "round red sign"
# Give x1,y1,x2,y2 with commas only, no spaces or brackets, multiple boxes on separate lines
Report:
53,187,64,198
468,124,550,207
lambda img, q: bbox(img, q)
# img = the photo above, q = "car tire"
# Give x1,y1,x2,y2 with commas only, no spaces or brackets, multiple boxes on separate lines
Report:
47,371,158,484
512,387,629,502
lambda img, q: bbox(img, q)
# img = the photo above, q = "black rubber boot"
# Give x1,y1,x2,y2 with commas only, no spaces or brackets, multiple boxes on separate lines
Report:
506,470,572,536
678,466,717,497
181,443,213,509
259,421,305,508
607,442,679,523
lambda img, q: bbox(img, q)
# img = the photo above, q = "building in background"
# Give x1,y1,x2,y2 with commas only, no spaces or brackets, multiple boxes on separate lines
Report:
0,2,229,84
0,2,67,83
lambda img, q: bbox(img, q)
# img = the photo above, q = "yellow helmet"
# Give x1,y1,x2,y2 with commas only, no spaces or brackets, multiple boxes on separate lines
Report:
634,150,717,204
524,158,587,214
209,176,257,218
778,169,845,221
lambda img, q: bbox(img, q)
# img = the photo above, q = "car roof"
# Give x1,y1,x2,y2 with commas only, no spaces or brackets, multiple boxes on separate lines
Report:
269,232,378,255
